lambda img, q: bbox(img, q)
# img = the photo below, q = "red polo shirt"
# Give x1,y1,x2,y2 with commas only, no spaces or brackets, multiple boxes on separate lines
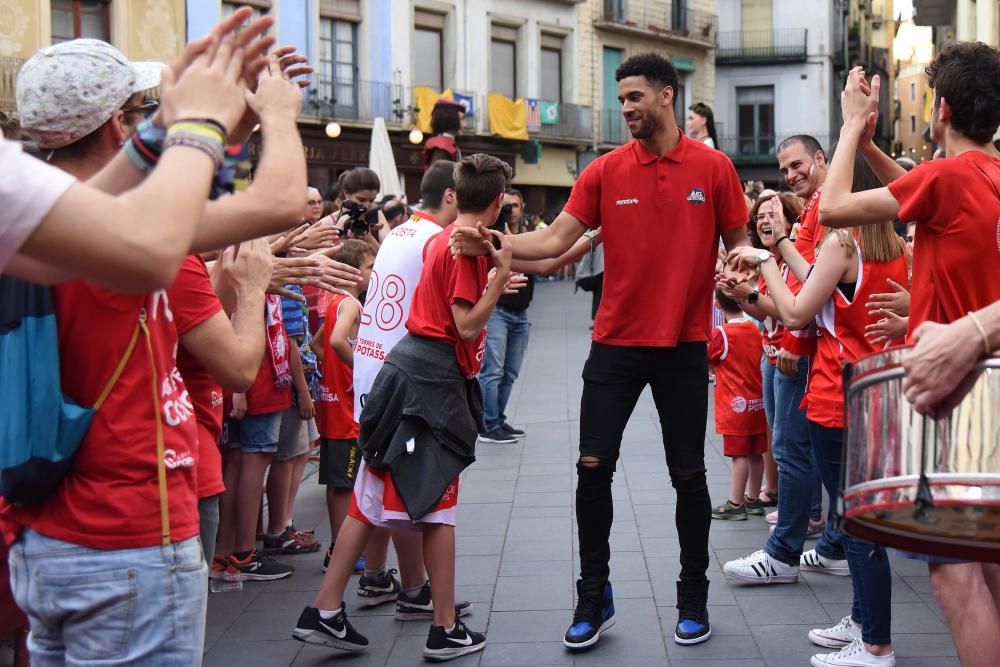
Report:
564,132,747,346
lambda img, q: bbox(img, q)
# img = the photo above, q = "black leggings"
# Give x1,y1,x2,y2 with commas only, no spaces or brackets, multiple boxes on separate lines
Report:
576,341,711,588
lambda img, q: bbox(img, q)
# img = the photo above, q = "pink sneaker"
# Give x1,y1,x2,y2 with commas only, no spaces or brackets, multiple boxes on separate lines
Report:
766,510,778,525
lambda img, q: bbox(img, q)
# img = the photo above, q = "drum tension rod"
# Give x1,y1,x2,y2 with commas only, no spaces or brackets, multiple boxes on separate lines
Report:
913,472,936,525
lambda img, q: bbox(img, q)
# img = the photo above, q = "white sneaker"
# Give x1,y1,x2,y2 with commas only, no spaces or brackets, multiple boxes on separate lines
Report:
811,638,895,667
800,549,851,576
766,510,778,525
809,615,861,648
723,549,799,584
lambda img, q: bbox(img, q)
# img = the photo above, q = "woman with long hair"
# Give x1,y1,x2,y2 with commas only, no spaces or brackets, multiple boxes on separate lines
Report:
686,102,719,149
726,152,908,667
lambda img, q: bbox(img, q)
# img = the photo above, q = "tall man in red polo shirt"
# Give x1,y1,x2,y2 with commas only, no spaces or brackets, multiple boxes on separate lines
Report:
452,53,750,648
816,45,1000,667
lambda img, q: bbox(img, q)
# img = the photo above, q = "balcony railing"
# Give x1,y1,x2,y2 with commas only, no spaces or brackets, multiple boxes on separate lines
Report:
0,57,25,114
597,4,717,47
529,101,593,142
719,135,778,161
302,78,400,124
716,29,808,65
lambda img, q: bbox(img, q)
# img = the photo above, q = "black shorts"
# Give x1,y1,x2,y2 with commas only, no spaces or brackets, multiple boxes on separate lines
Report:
319,438,360,488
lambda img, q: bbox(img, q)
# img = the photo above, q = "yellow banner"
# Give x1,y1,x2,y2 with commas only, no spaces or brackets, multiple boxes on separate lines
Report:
487,94,529,141
414,87,454,134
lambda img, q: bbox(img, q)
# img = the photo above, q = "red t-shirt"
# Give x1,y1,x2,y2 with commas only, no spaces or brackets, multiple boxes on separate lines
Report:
708,319,767,435
246,295,292,415
887,152,1000,333
169,256,226,499
806,251,909,428
406,224,490,378
317,294,360,440
564,133,748,346
1,284,200,549
758,263,790,364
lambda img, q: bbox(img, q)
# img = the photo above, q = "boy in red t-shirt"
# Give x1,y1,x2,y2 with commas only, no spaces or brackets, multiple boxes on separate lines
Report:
708,289,768,521
294,154,514,662
309,240,375,572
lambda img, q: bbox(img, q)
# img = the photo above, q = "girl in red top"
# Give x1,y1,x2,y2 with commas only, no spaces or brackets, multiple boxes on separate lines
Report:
309,240,375,569
708,290,768,521
728,154,908,665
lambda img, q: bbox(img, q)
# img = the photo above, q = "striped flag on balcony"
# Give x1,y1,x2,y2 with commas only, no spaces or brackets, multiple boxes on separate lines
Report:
526,99,541,131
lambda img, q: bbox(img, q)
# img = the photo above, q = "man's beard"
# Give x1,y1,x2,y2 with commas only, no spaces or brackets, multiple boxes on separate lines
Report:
629,114,661,139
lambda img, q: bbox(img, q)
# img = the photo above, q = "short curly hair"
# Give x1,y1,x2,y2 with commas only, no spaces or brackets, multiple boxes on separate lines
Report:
615,52,679,103
925,42,1000,144
334,239,375,269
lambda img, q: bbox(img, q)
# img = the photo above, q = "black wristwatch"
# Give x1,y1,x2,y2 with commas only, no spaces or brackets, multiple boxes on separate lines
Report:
747,289,760,305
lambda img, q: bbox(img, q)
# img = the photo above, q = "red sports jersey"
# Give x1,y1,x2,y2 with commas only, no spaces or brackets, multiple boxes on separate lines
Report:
1,285,199,549
406,224,490,378
317,293,360,440
169,255,226,499
708,318,767,436
806,248,909,428
564,133,748,346
887,151,1000,332
758,262,790,363
245,295,292,415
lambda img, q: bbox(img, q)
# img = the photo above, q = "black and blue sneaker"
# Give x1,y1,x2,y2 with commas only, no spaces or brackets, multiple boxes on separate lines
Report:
563,579,615,650
674,581,711,645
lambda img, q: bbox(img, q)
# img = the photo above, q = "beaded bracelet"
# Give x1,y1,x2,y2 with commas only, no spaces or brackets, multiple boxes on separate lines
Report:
173,117,228,141
168,121,226,147
164,129,224,170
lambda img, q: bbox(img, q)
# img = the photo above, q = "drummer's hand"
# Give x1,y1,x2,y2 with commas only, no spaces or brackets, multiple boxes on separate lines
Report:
903,318,983,417
865,310,908,346
866,278,909,318
776,348,800,376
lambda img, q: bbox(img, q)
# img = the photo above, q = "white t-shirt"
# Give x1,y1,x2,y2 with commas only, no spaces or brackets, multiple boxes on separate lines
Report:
0,137,75,270
353,212,443,420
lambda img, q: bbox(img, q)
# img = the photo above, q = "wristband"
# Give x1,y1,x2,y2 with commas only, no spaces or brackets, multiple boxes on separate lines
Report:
124,118,166,173
173,117,228,141
967,311,992,356
774,235,790,247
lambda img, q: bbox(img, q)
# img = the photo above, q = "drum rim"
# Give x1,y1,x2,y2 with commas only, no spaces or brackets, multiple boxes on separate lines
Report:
843,473,1000,499
847,349,1000,395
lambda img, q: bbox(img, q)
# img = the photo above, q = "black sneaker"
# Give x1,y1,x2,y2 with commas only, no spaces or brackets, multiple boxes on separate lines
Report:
478,428,517,444
423,620,486,662
499,423,525,437
292,604,368,652
563,579,615,650
395,581,473,620
674,581,711,645
228,549,294,581
357,568,401,607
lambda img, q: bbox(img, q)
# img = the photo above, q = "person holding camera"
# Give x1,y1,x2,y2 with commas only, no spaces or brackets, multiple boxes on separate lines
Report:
334,167,384,250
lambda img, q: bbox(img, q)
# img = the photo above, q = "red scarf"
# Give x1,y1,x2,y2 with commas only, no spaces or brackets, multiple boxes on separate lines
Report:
265,294,291,388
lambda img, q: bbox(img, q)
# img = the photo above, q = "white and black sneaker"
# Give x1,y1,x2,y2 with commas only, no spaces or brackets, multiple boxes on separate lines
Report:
395,581,473,620
723,549,800,584
423,620,486,662
478,428,517,444
292,604,368,652
800,549,851,576
357,568,401,607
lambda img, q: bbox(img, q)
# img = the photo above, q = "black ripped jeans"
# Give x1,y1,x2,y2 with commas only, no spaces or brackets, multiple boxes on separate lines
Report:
577,341,711,592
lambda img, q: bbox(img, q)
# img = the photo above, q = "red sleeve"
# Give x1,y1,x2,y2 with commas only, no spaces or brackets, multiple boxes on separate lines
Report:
563,158,603,230
780,327,818,357
707,326,727,364
887,161,958,234
167,256,223,336
449,255,483,307
715,157,750,233
795,206,819,263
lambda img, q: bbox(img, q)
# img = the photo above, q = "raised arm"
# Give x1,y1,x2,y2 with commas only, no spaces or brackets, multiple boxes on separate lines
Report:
451,209,587,262
452,231,511,342
511,228,600,274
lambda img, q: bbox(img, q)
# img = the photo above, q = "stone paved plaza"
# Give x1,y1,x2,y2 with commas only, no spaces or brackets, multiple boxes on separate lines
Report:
205,280,958,667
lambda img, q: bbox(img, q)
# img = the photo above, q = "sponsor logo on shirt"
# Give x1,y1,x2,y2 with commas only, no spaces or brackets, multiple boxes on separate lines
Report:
615,197,640,206
687,188,706,205
730,396,764,414
163,448,195,469
211,390,223,409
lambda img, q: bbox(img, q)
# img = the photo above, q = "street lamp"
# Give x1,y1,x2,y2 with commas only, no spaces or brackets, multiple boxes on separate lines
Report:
408,128,424,144
325,122,342,139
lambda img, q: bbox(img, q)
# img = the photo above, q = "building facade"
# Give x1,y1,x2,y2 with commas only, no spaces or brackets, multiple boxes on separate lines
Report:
0,0,187,114
713,0,841,183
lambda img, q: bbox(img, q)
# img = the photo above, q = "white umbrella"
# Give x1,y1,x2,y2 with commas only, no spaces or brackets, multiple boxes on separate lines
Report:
368,117,404,199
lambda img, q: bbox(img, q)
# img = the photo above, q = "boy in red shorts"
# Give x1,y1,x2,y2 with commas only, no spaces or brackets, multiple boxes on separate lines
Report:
293,154,513,662
708,289,768,521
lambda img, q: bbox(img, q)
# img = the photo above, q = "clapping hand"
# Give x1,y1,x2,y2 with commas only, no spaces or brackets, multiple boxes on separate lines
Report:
841,66,880,134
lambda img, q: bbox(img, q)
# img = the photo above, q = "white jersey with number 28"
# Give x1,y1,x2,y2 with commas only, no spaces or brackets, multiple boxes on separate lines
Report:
353,213,443,420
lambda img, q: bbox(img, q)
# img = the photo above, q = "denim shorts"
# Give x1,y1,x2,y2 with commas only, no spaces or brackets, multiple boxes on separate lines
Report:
229,411,282,454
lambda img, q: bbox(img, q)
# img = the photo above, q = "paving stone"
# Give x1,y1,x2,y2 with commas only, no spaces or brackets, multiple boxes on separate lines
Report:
493,575,572,611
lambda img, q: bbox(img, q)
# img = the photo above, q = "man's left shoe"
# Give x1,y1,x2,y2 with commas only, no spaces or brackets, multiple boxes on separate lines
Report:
674,581,711,645
563,579,615,650
499,423,525,437
810,638,895,666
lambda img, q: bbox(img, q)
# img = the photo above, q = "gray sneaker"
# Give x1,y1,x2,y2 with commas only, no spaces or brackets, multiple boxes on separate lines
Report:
478,428,517,444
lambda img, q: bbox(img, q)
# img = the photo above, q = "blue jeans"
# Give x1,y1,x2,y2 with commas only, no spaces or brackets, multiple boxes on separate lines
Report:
765,357,833,566
9,529,208,666
809,422,892,645
479,306,530,431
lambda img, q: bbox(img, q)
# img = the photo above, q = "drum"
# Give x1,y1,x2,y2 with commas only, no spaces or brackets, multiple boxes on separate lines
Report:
841,347,1000,561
